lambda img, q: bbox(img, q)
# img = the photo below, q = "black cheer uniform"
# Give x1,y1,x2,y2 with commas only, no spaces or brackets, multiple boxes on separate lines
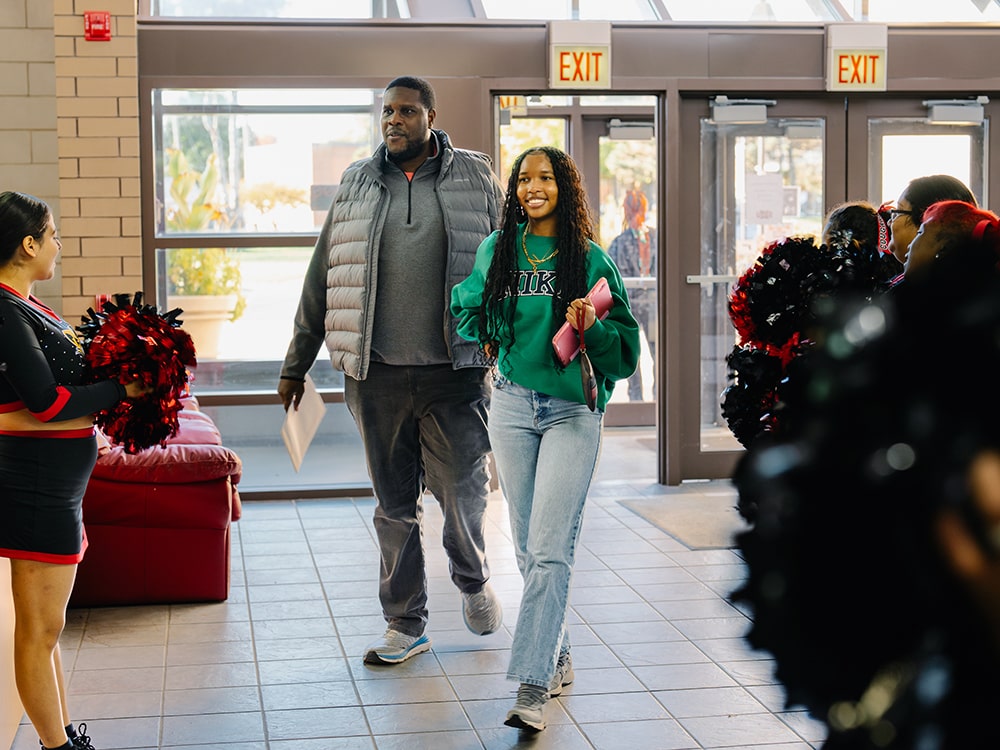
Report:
0,283,125,564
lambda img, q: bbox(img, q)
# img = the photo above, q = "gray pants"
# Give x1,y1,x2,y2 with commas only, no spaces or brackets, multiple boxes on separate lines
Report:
344,362,493,637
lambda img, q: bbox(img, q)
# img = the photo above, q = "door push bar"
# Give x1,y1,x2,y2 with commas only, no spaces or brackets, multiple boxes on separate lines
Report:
686,274,739,284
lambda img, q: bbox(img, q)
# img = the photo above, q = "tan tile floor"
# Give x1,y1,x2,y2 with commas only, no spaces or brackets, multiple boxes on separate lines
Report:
13,429,826,750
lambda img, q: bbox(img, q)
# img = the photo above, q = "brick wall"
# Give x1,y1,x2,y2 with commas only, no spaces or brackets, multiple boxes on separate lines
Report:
0,0,61,308
0,0,139,318
54,0,141,320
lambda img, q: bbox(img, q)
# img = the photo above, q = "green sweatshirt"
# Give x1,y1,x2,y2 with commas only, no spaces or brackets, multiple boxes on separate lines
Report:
451,227,641,411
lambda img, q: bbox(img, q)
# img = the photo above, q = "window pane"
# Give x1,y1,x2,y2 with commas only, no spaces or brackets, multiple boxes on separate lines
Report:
155,89,376,235
498,117,567,184
151,0,374,18
160,89,375,107
664,0,839,21
882,134,974,204
202,402,370,490
528,95,573,107
189,360,344,393
478,0,573,19
698,117,825,453
600,134,657,405
869,122,984,208
580,0,659,19
580,95,657,107
147,0,1000,21
863,1,1000,22
157,245,332,368
480,0,661,20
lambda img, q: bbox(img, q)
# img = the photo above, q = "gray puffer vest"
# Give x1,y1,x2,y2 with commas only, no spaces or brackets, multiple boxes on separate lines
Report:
281,129,504,381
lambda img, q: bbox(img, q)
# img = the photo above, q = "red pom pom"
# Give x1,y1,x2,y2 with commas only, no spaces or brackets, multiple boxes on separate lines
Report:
79,292,197,453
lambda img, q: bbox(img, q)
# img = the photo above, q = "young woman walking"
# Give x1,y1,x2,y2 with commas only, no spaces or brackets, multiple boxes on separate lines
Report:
451,147,640,732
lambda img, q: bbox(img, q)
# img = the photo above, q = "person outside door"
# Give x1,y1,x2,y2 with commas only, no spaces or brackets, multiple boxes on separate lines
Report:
607,187,657,401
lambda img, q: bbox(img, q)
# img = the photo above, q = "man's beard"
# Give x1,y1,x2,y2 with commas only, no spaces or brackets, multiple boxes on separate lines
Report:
387,135,428,166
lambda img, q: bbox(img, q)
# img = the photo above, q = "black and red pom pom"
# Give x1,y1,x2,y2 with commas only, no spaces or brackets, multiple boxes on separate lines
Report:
78,292,196,453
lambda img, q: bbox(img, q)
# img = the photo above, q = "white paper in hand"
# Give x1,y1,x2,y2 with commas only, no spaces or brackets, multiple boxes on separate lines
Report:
281,374,326,472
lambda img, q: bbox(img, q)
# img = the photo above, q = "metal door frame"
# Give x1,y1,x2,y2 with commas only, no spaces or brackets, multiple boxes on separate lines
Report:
670,95,847,484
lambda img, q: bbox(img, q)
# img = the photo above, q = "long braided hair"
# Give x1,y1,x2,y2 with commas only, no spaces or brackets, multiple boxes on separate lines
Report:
478,146,596,368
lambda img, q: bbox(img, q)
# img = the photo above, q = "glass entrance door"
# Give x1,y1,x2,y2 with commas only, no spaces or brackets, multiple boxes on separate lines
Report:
673,95,990,484
697,113,826,453
674,97,842,483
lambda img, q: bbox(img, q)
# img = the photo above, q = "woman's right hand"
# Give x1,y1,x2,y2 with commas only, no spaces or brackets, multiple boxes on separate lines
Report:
566,297,596,331
124,379,153,399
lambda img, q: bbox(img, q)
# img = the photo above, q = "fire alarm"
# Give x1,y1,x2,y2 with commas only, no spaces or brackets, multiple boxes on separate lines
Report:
83,11,112,41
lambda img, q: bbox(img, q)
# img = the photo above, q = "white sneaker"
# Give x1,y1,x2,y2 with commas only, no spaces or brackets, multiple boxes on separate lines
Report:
549,650,574,696
462,583,502,635
363,629,431,665
504,683,548,732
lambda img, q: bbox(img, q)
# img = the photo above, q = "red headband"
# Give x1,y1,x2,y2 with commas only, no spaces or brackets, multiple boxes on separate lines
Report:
972,218,994,242
876,213,890,254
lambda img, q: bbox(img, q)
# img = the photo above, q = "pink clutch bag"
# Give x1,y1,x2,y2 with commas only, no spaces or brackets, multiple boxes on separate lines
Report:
551,277,613,367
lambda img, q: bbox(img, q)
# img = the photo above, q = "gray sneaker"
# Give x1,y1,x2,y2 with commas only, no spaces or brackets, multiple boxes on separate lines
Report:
504,683,548,732
462,583,502,635
549,650,574,697
363,629,431,665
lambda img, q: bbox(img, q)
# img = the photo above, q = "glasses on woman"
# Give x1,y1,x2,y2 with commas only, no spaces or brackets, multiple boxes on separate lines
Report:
888,208,915,221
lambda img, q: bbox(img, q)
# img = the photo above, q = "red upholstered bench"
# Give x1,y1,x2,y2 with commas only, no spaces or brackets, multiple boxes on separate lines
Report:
69,401,243,608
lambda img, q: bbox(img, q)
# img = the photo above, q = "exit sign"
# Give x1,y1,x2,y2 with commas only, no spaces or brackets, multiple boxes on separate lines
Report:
831,51,885,89
552,47,609,87
549,21,611,89
827,24,887,92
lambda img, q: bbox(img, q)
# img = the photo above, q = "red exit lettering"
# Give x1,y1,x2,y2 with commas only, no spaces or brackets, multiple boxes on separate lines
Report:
558,51,604,83
837,53,881,84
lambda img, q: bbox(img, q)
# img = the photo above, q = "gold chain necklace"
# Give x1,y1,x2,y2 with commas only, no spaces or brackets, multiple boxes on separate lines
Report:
521,226,559,271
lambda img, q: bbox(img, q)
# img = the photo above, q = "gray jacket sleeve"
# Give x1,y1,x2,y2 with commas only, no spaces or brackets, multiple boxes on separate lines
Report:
441,149,506,369
280,206,336,380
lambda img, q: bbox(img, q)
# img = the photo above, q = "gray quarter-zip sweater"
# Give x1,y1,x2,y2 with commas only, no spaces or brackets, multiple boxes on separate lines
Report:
369,146,448,365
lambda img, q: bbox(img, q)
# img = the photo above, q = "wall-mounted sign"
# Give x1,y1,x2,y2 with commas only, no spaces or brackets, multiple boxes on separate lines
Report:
826,23,887,92
745,173,784,225
548,20,611,89
498,95,528,117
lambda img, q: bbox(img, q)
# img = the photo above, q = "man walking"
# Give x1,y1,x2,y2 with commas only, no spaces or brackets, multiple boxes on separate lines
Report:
278,76,504,664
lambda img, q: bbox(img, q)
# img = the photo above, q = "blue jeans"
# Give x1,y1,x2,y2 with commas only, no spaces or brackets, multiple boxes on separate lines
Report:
488,377,603,687
344,363,493,637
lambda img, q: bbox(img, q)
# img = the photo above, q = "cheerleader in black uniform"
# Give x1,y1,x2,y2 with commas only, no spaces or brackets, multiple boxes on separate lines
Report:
0,192,148,750
732,210,1000,749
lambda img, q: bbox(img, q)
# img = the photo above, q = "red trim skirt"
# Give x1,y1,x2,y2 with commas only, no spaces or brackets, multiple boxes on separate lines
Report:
0,433,97,564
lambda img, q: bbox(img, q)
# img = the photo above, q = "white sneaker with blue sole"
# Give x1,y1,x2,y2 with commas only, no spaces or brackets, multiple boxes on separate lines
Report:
363,629,431,665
